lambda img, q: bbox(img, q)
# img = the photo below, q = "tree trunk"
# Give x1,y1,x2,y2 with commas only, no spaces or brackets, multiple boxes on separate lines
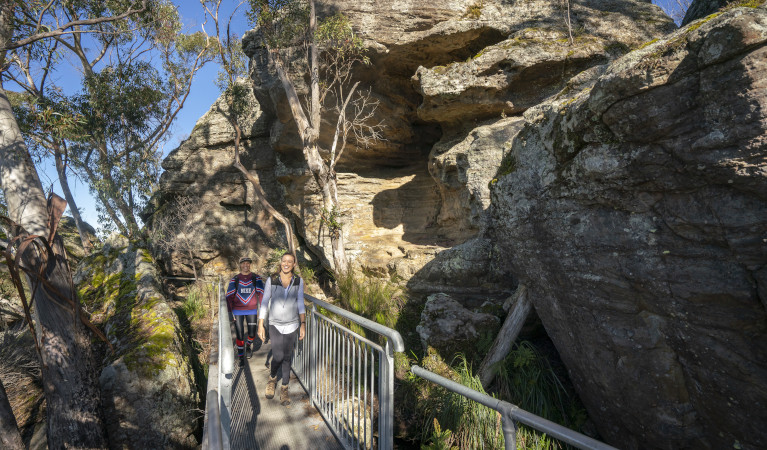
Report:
0,377,24,450
0,87,108,449
478,284,532,388
53,146,93,254
81,165,130,237
187,248,198,281
323,181,349,274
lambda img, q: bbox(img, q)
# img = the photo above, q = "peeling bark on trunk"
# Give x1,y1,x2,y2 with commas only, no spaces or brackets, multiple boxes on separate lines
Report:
478,284,532,388
0,378,24,450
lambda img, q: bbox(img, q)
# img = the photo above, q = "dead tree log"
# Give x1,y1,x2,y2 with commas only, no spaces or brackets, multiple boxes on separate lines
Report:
478,284,532,388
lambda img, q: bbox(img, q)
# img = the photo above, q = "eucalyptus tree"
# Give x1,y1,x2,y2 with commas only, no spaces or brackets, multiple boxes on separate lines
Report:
247,0,383,273
6,1,213,241
0,1,148,447
201,0,297,256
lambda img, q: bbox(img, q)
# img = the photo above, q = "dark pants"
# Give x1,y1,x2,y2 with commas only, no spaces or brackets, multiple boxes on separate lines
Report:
269,325,297,385
233,314,259,356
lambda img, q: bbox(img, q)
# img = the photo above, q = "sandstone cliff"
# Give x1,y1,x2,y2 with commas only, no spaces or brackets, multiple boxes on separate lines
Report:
235,0,674,283
148,0,767,448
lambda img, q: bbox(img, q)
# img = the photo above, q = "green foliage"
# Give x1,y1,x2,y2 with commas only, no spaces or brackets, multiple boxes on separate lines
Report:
182,281,211,322
6,0,213,239
315,13,370,65
320,205,343,238
402,348,584,449
247,0,310,50
494,341,587,430
497,151,518,178
334,271,399,329
422,418,459,450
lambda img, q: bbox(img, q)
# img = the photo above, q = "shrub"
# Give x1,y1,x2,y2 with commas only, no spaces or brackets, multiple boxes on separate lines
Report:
182,281,211,322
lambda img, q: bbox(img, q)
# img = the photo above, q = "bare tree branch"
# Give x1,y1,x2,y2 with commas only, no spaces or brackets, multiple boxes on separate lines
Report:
2,1,148,51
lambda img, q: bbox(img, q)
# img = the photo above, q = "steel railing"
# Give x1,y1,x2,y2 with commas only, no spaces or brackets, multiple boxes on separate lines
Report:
410,365,619,450
202,277,233,450
291,294,405,450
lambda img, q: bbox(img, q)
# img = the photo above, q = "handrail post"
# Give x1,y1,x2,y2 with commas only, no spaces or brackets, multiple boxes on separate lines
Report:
309,303,317,401
502,410,517,450
218,277,233,439
380,339,395,449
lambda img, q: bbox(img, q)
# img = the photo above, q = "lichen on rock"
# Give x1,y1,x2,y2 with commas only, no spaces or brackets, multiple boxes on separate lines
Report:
75,236,199,448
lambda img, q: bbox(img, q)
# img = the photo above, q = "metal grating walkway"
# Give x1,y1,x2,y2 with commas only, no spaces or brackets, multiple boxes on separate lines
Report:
229,335,343,450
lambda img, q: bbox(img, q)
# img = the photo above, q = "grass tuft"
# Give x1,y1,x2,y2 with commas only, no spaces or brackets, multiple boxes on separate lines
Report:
412,353,561,449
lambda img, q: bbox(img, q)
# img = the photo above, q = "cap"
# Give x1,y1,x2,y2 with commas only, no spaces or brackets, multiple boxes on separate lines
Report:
239,256,253,264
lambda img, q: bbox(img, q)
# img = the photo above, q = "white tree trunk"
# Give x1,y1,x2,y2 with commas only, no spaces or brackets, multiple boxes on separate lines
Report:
478,284,533,388
0,87,49,237
0,85,109,448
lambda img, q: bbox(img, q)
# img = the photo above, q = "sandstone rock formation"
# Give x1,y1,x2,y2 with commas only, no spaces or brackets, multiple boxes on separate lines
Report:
236,0,674,277
489,6,767,448
149,83,290,275
75,237,199,448
58,216,98,264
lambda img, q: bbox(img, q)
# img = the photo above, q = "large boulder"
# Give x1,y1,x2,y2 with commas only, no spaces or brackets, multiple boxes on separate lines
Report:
681,0,729,25
416,293,501,358
75,238,199,448
489,6,767,449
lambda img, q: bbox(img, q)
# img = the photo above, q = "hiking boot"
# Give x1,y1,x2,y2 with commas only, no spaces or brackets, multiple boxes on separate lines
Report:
265,376,277,399
280,385,290,406
246,344,253,359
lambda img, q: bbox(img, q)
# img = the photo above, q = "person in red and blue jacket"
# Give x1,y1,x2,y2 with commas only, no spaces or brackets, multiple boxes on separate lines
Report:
226,256,264,366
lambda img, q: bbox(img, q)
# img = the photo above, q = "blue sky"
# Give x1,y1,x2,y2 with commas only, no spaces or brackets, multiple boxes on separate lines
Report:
29,0,682,234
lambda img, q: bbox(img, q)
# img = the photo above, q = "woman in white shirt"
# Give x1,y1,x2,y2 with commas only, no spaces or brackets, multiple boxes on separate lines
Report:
257,252,305,405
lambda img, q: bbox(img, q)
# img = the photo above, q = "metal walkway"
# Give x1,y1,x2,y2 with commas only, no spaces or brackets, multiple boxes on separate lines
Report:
228,335,342,449
203,277,619,450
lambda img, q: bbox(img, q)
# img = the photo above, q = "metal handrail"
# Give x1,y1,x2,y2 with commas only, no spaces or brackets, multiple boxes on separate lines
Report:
290,293,405,449
411,365,619,450
305,294,405,352
202,277,232,450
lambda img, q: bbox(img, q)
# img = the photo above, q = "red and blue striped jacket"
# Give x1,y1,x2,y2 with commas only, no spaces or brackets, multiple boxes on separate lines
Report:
225,273,264,315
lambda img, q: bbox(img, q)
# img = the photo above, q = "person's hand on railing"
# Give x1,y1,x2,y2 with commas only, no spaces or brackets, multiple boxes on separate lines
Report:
299,322,305,340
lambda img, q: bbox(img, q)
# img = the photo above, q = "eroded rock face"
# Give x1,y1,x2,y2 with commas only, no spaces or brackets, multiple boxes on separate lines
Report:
490,7,767,449
149,82,289,274
235,0,673,274
75,238,199,449
416,292,501,357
